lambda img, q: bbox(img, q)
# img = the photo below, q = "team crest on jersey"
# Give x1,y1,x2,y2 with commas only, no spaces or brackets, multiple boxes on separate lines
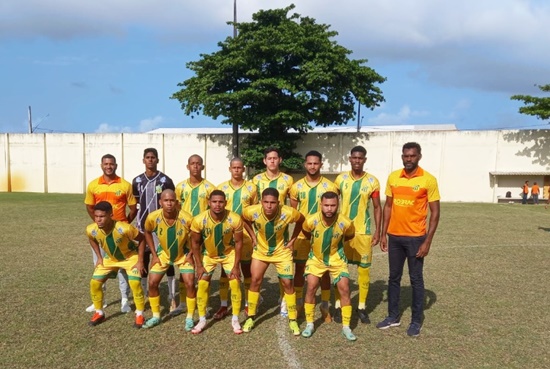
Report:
253,213,260,220
412,185,420,191
228,217,233,224
278,184,285,191
91,230,98,237
180,218,187,225
155,185,163,194
202,217,207,225
343,174,349,180
115,190,122,196
177,229,183,236
313,219,319,227
117,227,124,234
156,217,161,224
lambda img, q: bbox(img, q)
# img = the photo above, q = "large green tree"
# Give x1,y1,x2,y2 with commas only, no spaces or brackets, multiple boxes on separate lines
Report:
171,4,385,171
511,84,550,121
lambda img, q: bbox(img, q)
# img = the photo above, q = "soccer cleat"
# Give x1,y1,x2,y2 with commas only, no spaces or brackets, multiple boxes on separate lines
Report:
120,298,131,313
289,320,300,336
231,319,243,334
134,314,145,329
357,308,371,324
86,301,107,313
242,318,255,333
342,326,357,341
320,305,332,323
279,299,288,318
183,318,194,332
213,306,229,320
301,323,314,338
407,322,422,337
88,312,105,327
376,316,401,330
170,302,186,316
333,307,342,324
191,320,207,334
142,317,161,329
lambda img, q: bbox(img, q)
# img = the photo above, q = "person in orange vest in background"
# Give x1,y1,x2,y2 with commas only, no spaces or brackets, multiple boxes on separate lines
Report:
531,182,540,205
522,181,529,205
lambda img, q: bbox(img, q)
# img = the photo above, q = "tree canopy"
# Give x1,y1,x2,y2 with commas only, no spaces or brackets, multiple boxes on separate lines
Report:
171,4,385,170
511,84,550,121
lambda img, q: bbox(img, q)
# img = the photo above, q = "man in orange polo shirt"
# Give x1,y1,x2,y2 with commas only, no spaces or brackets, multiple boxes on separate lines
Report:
531,181,539,205
84,153,138,313
377,142,440,337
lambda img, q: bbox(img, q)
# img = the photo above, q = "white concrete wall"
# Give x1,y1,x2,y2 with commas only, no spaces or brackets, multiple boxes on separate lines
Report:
1,129,549,202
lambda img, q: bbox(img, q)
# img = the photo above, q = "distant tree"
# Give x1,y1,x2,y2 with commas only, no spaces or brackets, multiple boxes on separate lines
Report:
511,84,550,121
171,4,385,171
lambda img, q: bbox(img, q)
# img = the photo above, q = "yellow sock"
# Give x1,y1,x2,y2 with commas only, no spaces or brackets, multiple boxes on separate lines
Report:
149,295,161,318
295,286,303,303
219,276,229,303
342,305,352,327
197,280,210,318
285,292,297,320
129,278,145,311
304,303,315,324
179,281,187,305
229,279,242,316
334,288,341,309
186,297,196,319
248,290,260,317
357,266,371,310
90,279,104,310
321,288,331,304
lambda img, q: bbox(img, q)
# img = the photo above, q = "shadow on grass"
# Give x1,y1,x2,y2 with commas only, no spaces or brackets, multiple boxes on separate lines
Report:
537,226,550,232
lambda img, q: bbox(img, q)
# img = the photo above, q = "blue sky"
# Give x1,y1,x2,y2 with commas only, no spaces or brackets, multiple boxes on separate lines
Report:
1,0,549,133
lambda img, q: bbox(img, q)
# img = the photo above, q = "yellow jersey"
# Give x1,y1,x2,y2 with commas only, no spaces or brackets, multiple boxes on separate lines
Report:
190,210,243,257
144,209,193,262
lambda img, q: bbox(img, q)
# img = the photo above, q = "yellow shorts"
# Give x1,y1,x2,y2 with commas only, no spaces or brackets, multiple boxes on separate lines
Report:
293,237,311,264
203,252,236,276
252,248,294,279
240,232,253,264
304,255,350,284
92,254,141,281
344,234,372,268
150,250,195,275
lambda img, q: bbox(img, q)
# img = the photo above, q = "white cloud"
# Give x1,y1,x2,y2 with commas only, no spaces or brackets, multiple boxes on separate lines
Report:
138,116,163,132
95,123,132,133
367,105,429,125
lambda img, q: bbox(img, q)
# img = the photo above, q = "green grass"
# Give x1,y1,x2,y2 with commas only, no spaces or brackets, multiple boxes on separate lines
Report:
1,194,549,368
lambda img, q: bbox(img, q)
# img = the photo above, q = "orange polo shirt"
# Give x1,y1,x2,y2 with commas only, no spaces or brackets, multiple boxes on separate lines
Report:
385,166,440,237
85,175,136,222
531,184,539,195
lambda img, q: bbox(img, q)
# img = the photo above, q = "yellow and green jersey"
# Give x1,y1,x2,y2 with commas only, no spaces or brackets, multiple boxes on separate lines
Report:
289,176,339,216
144,209,193,263
217,180,258,215
252,171,293,205
191,210,243,257
175,178,215,216
86,221,140,262
242,204,302,257
335,171,380,235
303,213,355,265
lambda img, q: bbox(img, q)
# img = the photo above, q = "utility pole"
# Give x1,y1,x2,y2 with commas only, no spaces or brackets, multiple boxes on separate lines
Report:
28,106,33,133
356,102,361,132
231,0,239,157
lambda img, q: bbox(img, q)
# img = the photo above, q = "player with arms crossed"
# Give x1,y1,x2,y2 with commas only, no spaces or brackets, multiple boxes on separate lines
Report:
86,201,146,328
141,189,197,331
301,192,357,341
241,188,305,335
217,158,258,318
189,190,245,334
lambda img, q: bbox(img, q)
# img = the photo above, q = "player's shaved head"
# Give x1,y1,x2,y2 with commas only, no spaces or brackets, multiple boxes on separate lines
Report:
188,154,203,165
160,189,176,199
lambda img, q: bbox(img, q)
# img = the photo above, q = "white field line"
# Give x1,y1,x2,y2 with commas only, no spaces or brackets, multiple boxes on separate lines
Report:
276,317,303,369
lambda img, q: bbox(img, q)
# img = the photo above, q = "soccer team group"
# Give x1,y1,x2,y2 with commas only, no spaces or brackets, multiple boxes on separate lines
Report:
84,142,440,340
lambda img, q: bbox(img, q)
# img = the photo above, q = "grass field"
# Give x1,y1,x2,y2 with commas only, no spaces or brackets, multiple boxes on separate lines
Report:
1,193,549,369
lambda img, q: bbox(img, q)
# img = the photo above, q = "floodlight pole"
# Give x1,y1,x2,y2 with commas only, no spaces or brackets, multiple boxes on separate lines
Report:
231,0,239,157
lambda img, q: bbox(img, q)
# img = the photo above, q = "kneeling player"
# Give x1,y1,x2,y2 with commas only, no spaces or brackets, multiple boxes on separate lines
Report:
142,189,197,331
301,192,357,341
87,201,146,328
189,190,245,334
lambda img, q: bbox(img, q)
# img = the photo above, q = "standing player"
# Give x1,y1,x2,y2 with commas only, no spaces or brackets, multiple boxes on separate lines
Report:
377,142,440,337
301,192,357,341
189,190,244,334
173,154,215,315
241,188,305,335
132,148,177,309
87,201,146,328
334,146,382,324
289,150,338,320
141,190,197,331
252,147,294,315
84,153,137,313
217,158,258,318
